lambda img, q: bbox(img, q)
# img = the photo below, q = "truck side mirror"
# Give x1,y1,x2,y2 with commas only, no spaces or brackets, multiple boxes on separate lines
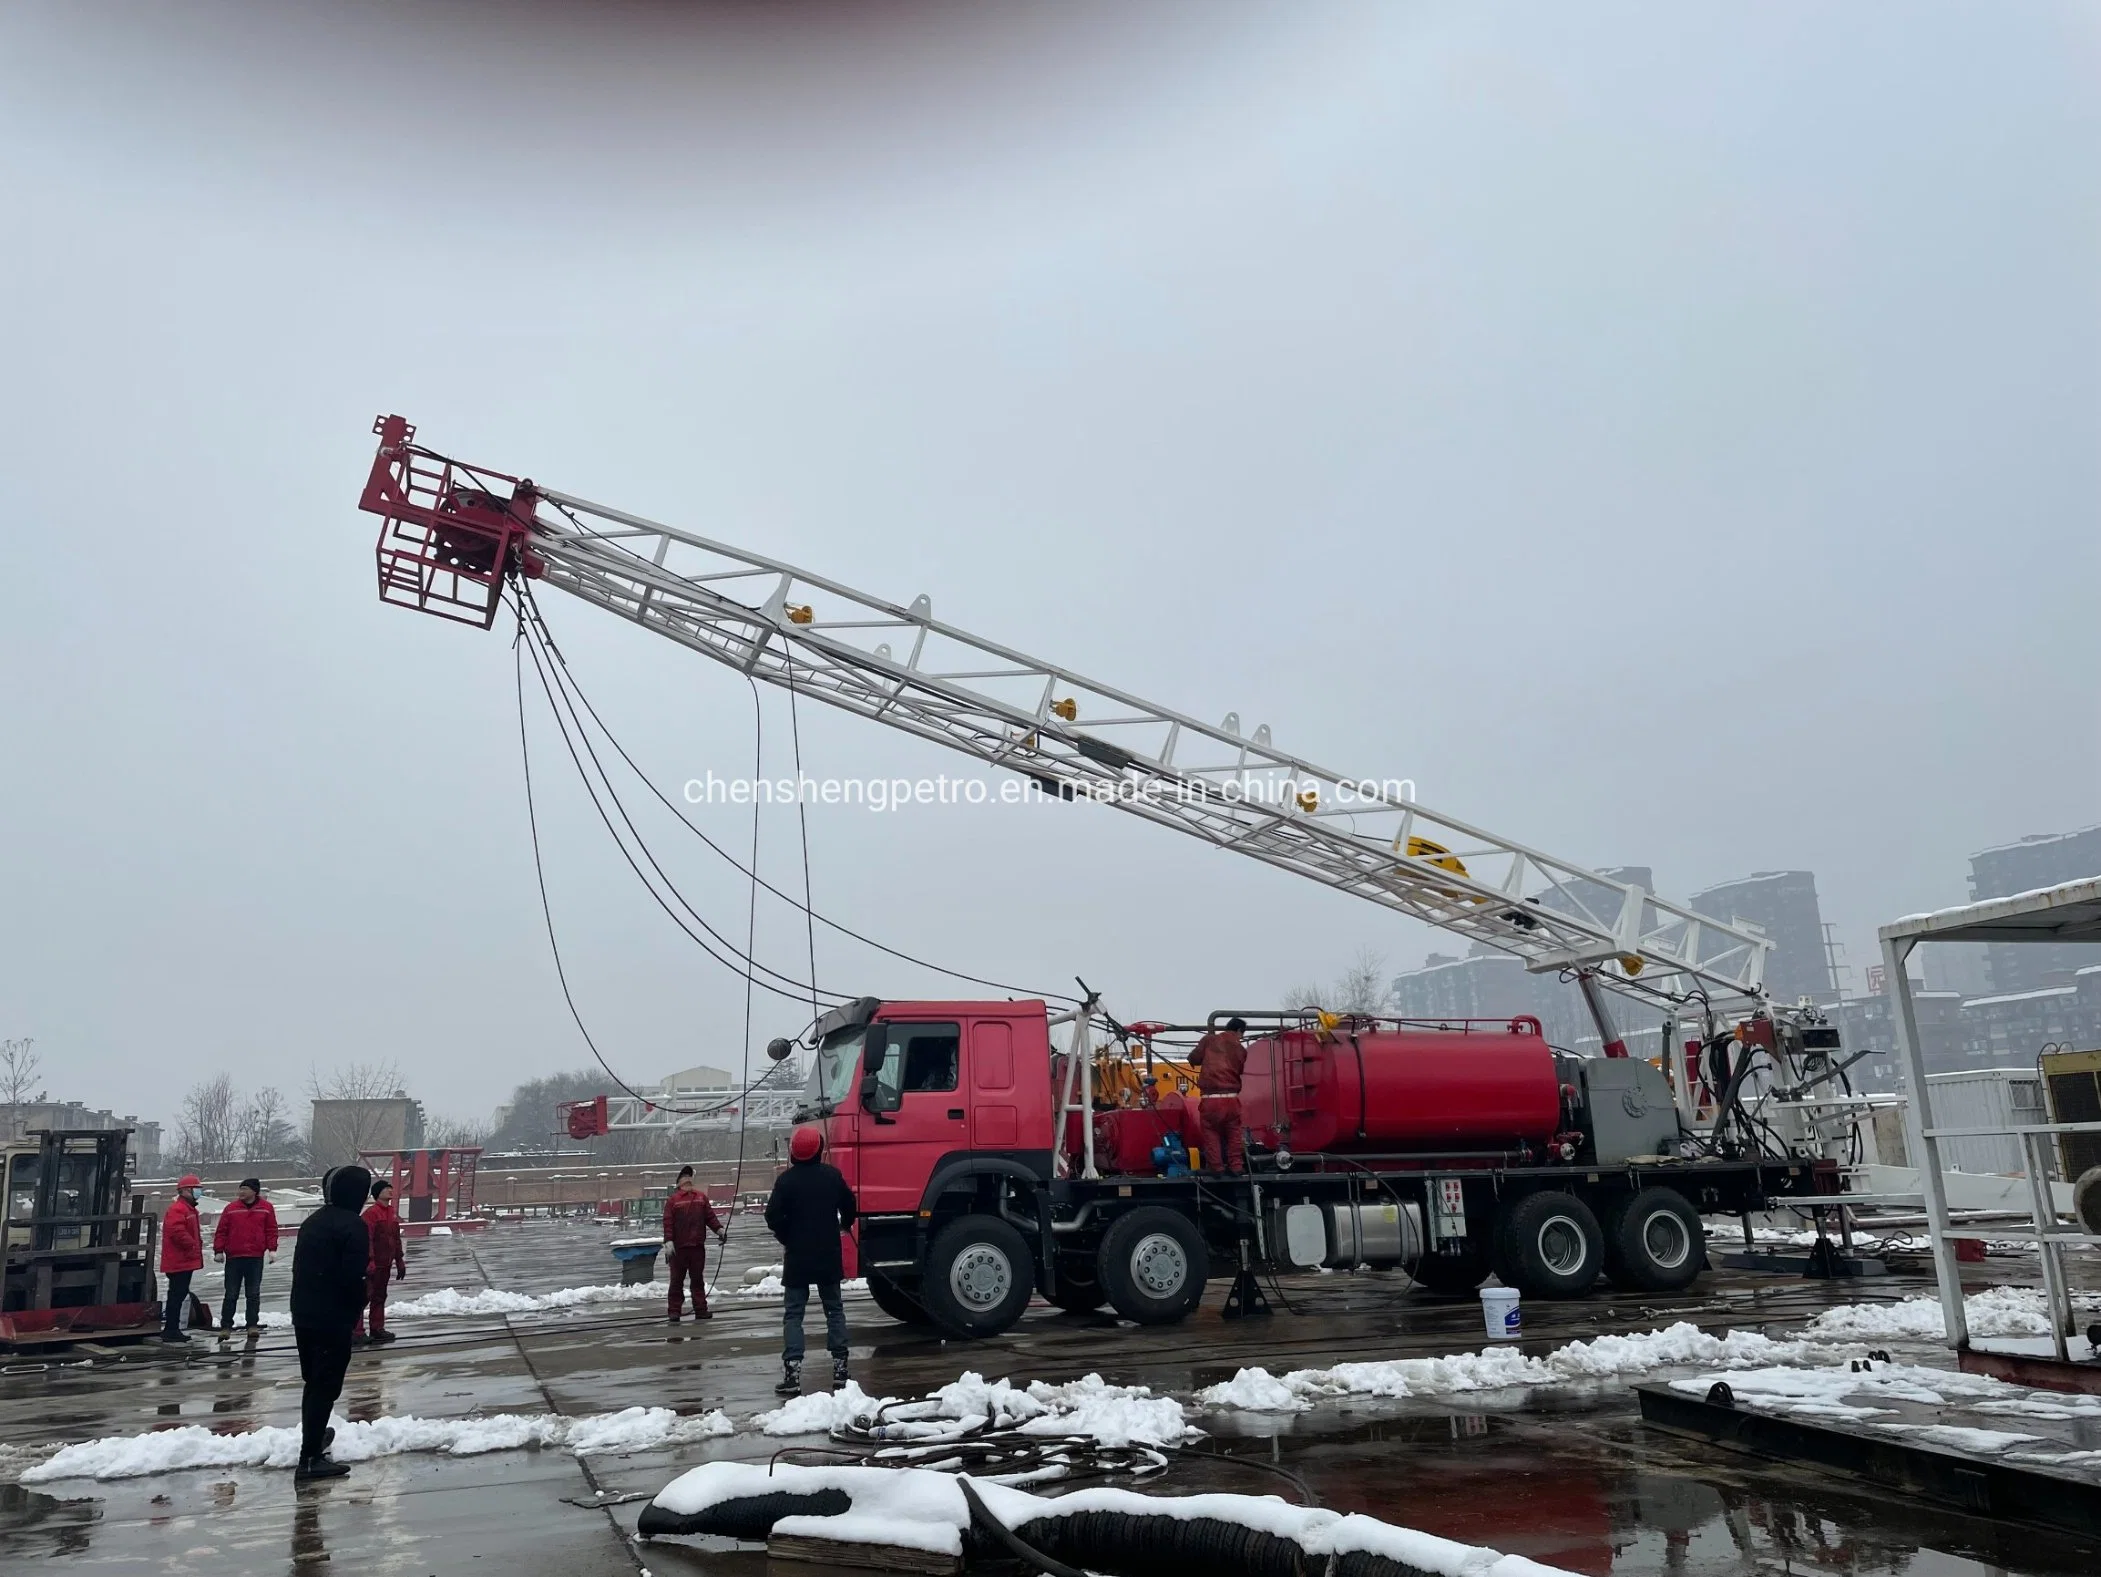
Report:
858,1075,896,1123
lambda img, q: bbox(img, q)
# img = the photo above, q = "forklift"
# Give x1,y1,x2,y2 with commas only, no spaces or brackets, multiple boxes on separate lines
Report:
0,1128,161,1346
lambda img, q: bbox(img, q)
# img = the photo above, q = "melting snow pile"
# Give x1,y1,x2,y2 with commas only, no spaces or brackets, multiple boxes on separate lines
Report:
388,1281,665,1318
754,1370,1194,1448
1801,1286,2101,1343
1198,1322,1836,1412
19,1405,733,1483
731,1266,870,1300
638,1461,1579,1577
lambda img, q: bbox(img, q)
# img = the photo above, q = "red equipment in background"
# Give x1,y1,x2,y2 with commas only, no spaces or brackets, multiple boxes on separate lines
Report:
1238,1018,1561,1157
564,1096,611,1140
359,1147,485,1235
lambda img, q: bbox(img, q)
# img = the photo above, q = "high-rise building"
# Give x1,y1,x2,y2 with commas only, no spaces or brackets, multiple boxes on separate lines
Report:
1689,870,1834,1005
1968,825,2101,994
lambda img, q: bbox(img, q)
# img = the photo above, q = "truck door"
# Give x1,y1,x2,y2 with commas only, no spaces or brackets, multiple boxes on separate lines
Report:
857,1019,968,1215
970,1019,1019,1150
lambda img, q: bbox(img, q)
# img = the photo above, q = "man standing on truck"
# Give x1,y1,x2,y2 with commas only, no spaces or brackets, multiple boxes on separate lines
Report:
290,1165,372,1483
663,1164,726,1322
354,1177,406,1345
213,1177,279,1337
1188,1016,1249,1174
158,1175,205,1343
764,1127,857,1395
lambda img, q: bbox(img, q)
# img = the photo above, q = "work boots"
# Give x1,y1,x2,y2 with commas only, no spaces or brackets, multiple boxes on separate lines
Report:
775,1360,802,1396
831,1355,851,1387
295,1456,349,1483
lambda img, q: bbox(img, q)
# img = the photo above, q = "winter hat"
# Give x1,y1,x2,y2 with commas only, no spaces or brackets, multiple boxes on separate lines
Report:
239,1177,263,1195
789,1127,823,1163
676,1165,695,1181
371,1178,392,1200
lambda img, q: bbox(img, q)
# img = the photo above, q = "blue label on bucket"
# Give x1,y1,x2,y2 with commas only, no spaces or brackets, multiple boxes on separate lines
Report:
1501,1305,1521,1335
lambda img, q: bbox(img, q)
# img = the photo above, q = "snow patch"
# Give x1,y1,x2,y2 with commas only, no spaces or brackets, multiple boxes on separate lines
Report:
19,1405,732,1483
1198,1322,1832,1411
753,1370,1193,1448
1801,1286,2101,1343
388,1281,663,1318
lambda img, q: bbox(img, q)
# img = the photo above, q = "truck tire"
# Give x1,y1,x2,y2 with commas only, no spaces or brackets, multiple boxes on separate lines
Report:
1097,1207,1208,1325
865,1269,933,1326
1409,1246,1491,1298
1607,1187,1705,1292
1494,1191,1604,1298
921,1215,1035,1338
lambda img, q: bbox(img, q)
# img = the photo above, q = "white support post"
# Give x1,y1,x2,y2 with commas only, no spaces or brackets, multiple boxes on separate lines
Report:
2021,1128,2073,1362
1886,935,1967,1351
1068,1011,1099,1181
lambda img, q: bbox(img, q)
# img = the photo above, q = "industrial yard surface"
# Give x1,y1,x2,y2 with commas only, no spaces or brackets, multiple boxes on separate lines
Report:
3,1222,2097,1576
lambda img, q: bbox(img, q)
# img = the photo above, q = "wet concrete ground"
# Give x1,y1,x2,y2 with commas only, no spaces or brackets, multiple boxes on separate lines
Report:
3,1221,2097,1576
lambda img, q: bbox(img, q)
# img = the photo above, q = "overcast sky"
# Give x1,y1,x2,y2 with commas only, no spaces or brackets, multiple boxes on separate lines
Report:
2,1,2095,1135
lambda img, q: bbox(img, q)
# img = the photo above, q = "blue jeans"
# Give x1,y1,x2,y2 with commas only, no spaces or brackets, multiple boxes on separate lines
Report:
782,1280,847,1364
220,1257,265,1329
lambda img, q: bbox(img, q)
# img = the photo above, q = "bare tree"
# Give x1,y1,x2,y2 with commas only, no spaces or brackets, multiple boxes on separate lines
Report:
176,1073,241,1166
0,1038,41,1142
237,1086,298,1163
1281,948,1391,1018
307,1061,411,1167
1334,947,1390,1016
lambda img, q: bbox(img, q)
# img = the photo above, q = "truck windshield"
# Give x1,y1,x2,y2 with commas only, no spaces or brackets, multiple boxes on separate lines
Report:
803,1027,874,1117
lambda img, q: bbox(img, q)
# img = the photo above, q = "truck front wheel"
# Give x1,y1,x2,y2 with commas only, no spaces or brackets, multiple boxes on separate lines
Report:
1607,1188,1705,1292
1494,1191,1604,1298
1097,1207,1208,1325
922,1216,1035,1338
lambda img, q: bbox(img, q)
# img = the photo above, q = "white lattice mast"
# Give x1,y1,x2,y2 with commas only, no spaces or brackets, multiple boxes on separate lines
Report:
360,415,1773,1016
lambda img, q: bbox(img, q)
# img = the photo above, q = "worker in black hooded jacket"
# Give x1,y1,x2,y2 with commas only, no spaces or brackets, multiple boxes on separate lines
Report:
290,1165,371,1482
764,1127,857,1395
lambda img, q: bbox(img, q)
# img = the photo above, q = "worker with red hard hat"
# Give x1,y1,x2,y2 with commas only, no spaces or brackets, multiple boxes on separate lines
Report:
764,1126,857,1395
159,1176,205,1343
662,1165,726,1323
1188,1017,1250,1175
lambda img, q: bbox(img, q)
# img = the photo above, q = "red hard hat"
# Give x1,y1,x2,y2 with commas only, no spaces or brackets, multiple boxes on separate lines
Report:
177,1174,202,1189
789,1127,823,1163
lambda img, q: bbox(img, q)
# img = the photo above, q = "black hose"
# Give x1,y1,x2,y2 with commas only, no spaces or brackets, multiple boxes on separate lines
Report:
960,1478,1092,1577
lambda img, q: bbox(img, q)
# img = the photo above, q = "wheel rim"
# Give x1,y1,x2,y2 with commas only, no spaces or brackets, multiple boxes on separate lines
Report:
1536,1216,1588,1276
1640,1209,1691,1270
949,1243,1014,1311
1129,1232,1188,1296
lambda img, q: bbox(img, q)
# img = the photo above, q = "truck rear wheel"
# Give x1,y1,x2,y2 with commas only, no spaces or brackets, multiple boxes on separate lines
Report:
922,1215,1035,1338
1494,1191,1604,1298
1097,1207,1208,1325
1409,1246,1491,1298
1607,1188,1705,1292
866,1269,933,1326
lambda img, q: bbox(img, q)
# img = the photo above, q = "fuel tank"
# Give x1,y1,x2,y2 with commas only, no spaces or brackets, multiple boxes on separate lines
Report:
1238,1020,1561,1156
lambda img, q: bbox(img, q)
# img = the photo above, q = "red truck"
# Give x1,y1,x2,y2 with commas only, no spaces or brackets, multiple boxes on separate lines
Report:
794,995,1830,1339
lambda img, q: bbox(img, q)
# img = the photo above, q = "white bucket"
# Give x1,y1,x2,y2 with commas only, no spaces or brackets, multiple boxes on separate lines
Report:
1480,1285,1521,1340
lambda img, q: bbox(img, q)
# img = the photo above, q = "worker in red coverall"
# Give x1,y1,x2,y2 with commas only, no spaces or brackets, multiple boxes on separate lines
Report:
212,1176,280,1337
159,1175,205,1342
354,1179,407,1345
663,1165,726,1322
1188,1017,1250,1174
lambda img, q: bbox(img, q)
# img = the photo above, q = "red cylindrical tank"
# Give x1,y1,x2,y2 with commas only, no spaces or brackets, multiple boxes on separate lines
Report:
1238,1021,1560,1156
